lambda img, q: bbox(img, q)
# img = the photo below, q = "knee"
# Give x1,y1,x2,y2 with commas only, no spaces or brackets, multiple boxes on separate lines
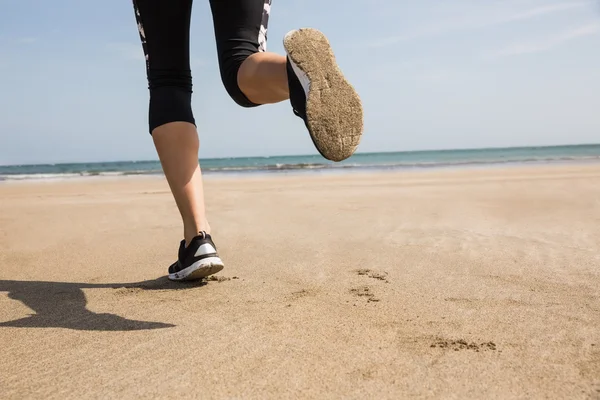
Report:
148,68,193,92
218,52,260,108
147,69,196,133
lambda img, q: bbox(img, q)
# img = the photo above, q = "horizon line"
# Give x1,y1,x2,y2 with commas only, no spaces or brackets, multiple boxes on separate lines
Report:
1,142,599,168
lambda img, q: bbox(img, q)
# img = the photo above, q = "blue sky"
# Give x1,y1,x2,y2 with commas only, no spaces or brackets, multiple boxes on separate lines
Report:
0,0,599,165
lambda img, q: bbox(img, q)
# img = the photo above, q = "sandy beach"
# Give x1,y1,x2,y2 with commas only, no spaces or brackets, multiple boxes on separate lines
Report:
1,164,599,399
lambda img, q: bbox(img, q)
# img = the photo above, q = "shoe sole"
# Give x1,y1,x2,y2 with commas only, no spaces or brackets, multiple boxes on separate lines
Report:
168,257,225,281
284,28,363,162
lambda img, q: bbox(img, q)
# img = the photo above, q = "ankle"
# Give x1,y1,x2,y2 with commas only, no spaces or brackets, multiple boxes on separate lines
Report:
184,222,211,246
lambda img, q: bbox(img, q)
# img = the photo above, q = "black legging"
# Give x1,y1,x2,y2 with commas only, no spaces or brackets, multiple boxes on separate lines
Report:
132,0,271,133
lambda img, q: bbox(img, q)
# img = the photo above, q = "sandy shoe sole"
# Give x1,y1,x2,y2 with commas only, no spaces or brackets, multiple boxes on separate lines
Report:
168,257,224,281
284,28,363,162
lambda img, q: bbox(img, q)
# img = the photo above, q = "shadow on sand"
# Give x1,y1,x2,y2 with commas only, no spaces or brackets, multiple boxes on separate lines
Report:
0,277,207,331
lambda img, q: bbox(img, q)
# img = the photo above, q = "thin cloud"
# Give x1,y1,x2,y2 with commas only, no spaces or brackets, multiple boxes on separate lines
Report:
488,23,600,58
367,60,452,84
369,1,593,48
415,69,451,83
504,1,592,22
0,36,38,44
18,37,38,44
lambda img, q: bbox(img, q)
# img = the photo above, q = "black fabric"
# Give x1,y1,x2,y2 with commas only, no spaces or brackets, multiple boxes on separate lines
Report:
286,59,307,122
132,0,195,132
209,0,269,108
132,0,271,134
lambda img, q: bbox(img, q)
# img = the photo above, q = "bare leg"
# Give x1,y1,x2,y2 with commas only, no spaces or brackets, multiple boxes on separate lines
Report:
152,122,210,245
237,52,289,104
132,1,210,246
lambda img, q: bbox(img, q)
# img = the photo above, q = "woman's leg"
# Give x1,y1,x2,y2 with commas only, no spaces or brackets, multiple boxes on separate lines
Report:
209,0,289,106
133,0,223,281
208,0,364,162
132,0,209,244
152,123,210,242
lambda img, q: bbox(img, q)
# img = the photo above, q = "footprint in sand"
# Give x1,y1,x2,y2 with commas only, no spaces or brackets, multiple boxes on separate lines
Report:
349,286,380,303
289,289,311,300
430,338,498,352
205,275,240,283
284,288,319,306
349,269,389,304
355,269,389,283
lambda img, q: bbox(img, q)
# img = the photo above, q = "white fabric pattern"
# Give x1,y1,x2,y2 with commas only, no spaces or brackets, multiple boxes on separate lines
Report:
258,0,272,52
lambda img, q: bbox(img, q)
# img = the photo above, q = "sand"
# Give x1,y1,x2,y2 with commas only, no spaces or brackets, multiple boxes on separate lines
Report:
1,164,599,399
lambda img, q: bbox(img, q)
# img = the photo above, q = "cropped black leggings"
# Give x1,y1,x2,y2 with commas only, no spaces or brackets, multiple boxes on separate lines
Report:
132,0,272,133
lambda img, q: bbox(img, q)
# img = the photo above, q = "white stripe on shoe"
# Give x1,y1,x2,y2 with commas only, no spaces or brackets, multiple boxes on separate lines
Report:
195,243,217,257
287,56,311,97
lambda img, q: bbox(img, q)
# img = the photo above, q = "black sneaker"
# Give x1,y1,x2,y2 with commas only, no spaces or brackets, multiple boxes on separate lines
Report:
167,232,224,281
284,28,364,162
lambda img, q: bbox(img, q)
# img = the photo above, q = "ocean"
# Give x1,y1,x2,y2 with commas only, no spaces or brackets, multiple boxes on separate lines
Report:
1,144,599,181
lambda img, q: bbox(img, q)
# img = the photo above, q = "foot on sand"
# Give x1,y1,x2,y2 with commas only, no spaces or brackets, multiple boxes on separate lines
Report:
284,28,363,162
168,232,224,281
